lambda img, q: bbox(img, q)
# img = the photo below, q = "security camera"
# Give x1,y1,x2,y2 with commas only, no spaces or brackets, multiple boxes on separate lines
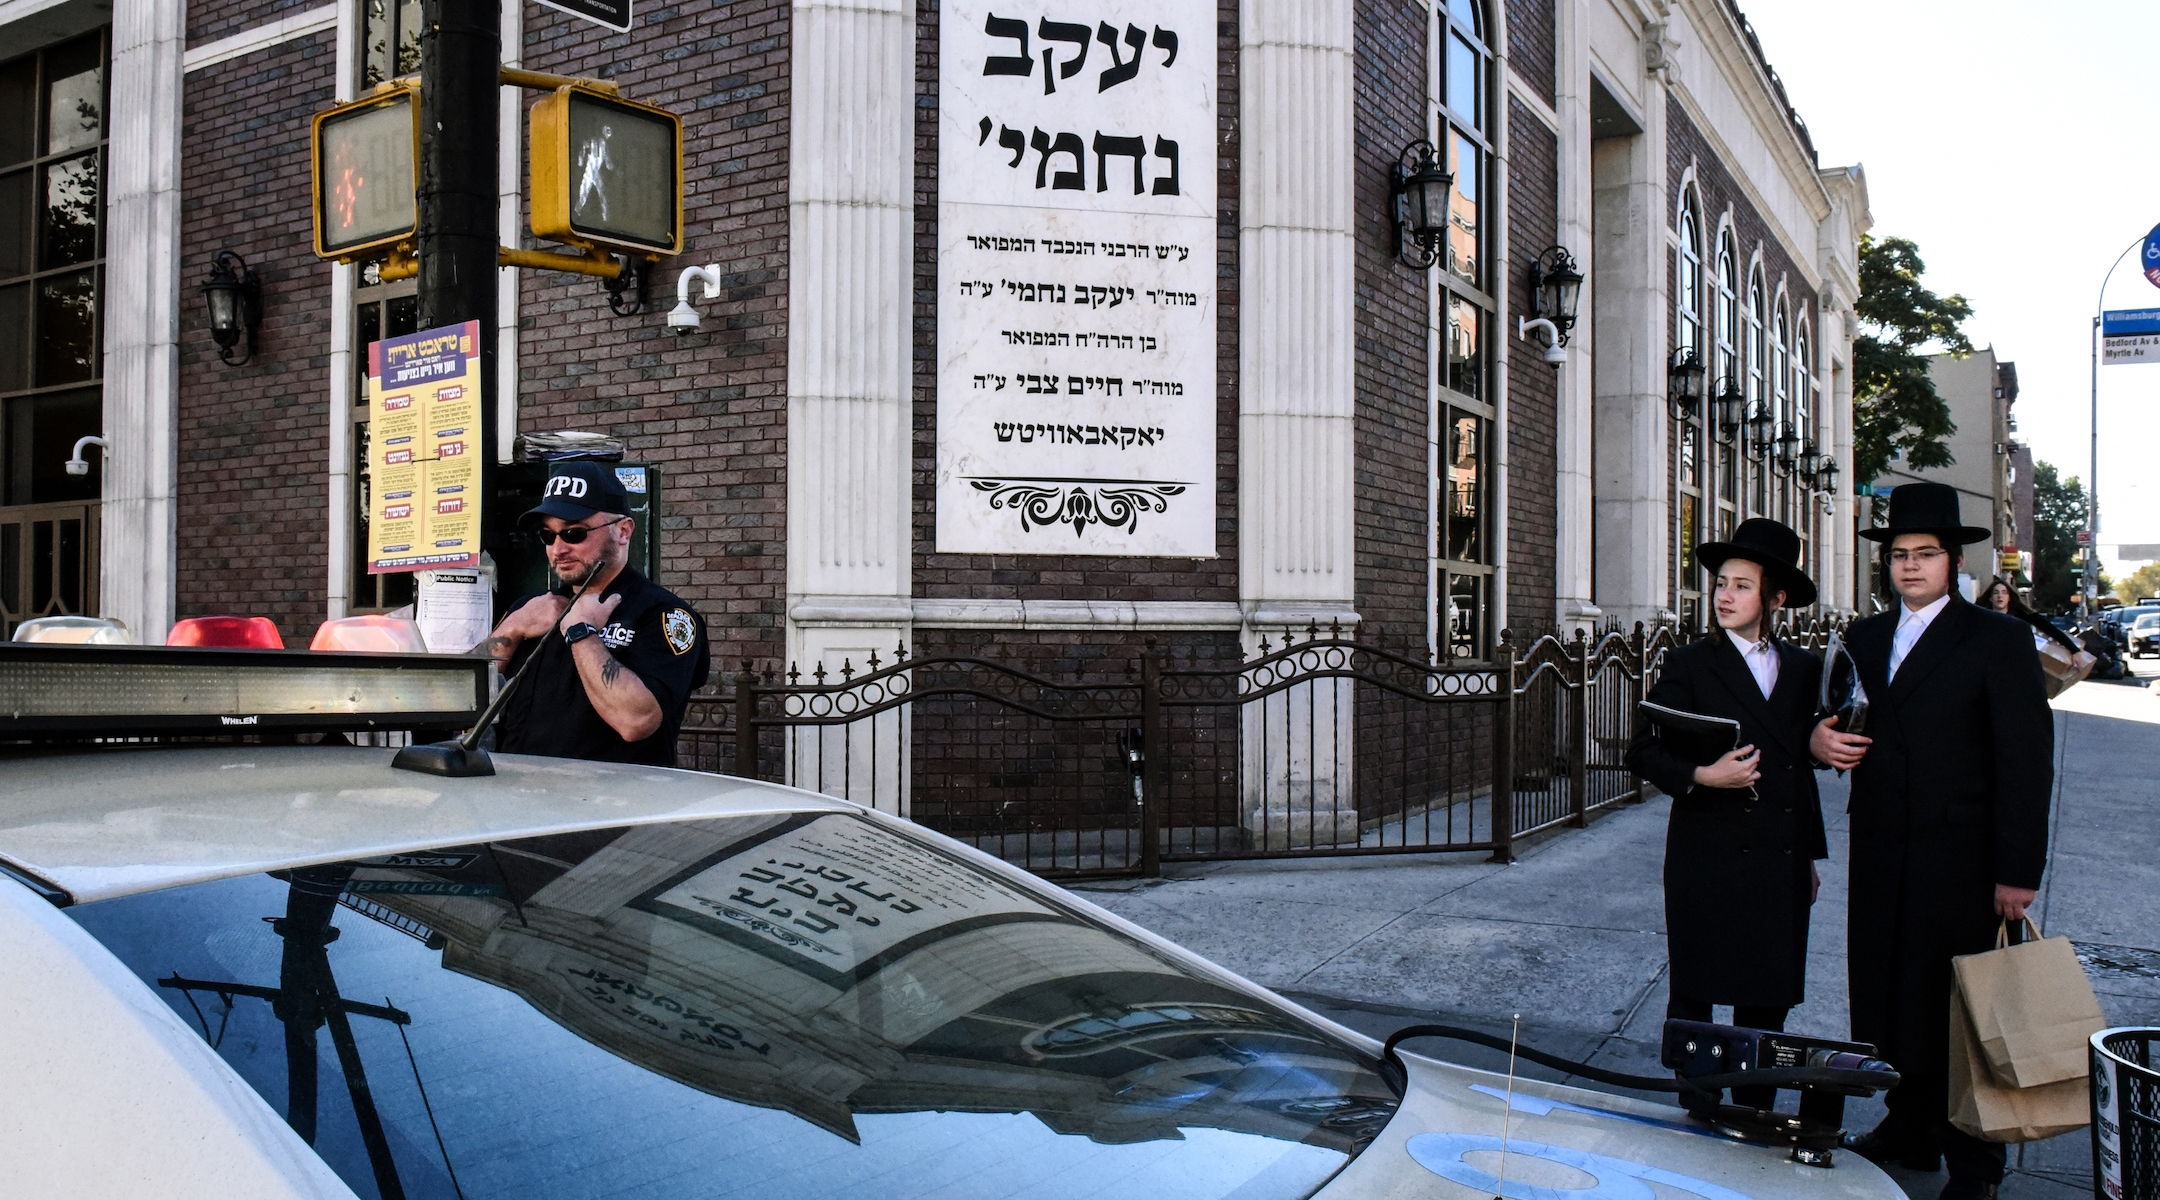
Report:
64,434,108,476
669,264,722,334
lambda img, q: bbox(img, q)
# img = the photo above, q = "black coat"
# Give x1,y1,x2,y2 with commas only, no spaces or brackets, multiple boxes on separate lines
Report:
1842,597,2054,1088
1626,633,1829,1009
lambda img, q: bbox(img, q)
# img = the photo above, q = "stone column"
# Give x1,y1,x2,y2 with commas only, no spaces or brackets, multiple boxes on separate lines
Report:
784,0,915,812
100,0,187,642
1237,0,1358,847
1588,39,1670,630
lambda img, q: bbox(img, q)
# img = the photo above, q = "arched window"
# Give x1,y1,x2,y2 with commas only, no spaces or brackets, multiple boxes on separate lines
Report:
1747,266,1766,408
1715,232,1738,387
1434,0,1493,662
1773,299,1790,418
1676,190,1702,356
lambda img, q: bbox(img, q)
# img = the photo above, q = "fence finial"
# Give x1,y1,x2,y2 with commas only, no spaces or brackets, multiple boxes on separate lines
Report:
896,639,909,663
812,662,827,685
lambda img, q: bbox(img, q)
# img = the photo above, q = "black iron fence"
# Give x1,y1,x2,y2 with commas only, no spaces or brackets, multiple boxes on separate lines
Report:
678,614,1847,879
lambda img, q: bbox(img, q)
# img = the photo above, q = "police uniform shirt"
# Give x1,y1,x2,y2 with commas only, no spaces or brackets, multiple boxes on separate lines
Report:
496,568,710,767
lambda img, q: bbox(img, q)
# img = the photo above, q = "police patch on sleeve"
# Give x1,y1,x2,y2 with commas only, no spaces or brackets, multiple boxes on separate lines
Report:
663,608,697,656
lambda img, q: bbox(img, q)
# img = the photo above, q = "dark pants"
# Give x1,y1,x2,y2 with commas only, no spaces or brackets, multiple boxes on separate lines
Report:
1667,996,1791,1111
1881,1048,2008,1184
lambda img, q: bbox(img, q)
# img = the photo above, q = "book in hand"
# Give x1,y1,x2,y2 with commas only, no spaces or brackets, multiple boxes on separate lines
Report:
1638,700,1756,800
1818,631,1869,735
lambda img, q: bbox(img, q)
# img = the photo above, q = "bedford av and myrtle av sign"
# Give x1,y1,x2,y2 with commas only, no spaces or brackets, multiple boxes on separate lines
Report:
936,1,1217,556
2102,308,2160,365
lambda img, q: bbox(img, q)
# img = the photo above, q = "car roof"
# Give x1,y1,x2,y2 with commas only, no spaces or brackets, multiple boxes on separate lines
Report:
0,745,849,905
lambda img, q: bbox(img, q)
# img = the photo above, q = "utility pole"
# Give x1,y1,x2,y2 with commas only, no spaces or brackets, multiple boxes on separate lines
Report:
418,0,501,467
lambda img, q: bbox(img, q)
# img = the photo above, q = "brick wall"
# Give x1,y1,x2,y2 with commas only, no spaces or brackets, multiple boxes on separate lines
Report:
516,0,792,674
1352,0,1433,651
1504,0,1554,109
1503,93,1558,639
908,0,1239,605
175,32,340,639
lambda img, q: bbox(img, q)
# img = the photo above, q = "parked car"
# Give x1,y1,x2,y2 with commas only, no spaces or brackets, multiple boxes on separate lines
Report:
1,648,1904,1200
2132,612,2160,659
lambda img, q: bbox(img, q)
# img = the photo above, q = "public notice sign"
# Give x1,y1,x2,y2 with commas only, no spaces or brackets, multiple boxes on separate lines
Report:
367,320,484,572
532,0,630,33
935,0,1217,556
2101,308,2160,365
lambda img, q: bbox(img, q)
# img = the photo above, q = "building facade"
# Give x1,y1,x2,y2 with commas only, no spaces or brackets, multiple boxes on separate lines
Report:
0,0,1870,662
1872,349,2020,601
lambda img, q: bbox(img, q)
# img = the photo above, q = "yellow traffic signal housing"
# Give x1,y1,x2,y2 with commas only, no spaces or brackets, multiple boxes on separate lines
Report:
530,83,682,257
311,84,420,261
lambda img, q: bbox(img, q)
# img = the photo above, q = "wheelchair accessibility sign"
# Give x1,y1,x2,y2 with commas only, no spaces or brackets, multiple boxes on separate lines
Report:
1407,1133,1759,1200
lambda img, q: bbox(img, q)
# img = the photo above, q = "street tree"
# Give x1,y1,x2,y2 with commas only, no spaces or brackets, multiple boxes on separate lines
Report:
2031,461,2100,612
2114,562,2160,607
1853,235,1974,484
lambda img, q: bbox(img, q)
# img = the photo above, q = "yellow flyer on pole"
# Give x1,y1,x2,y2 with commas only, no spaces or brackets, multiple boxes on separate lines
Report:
367,319,483,572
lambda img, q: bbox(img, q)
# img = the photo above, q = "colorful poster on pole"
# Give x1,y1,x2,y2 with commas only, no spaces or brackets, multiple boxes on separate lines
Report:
368,320,483,572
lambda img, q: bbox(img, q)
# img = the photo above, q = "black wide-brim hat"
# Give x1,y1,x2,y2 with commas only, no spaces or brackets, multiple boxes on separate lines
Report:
1696,517,1817,608
1856,480,1991,545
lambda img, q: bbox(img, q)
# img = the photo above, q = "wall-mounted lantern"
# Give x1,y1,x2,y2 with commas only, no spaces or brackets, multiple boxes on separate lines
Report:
1389,140,1453,270
1667,347,1706,421
1774,423,1802,475
1712,377,1745,445
1517,246,1582,368
1744,401,1774,460
201,250,261,366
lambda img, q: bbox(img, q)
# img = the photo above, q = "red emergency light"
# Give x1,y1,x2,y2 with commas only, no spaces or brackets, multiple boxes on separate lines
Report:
167,616,286,649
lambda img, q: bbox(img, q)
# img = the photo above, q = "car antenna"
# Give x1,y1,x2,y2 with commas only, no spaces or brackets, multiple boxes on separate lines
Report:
393,566,601,777
1494,1012,1520,1200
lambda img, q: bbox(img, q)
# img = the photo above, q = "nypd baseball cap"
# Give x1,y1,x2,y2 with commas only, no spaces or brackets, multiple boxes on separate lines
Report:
519,461,633,528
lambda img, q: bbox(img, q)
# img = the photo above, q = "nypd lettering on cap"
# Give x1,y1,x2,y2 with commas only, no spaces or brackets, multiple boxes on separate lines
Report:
544,475,590,499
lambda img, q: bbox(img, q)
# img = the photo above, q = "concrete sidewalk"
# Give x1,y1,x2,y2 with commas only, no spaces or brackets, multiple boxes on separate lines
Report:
1076,674,2160,1200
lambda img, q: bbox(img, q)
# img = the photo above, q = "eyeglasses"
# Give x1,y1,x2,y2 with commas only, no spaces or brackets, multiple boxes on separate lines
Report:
1888,549,1948,564
536,517,627,546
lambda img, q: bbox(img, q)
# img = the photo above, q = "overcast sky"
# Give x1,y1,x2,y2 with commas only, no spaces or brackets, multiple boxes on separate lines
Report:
1741,0,2160,574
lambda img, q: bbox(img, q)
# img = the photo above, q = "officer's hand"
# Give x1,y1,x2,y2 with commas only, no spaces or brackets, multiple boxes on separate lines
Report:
1693,744,1760,790
1810,715,1870,771
497,593,570,641
560,591,623,638
1994,884,2037,922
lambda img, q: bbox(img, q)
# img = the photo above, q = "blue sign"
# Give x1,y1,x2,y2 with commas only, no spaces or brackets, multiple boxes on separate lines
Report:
2147,223,2160,288
2102,309,2160,337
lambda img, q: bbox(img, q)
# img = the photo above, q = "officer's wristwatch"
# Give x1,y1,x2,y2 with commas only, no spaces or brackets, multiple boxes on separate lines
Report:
563,621,601,645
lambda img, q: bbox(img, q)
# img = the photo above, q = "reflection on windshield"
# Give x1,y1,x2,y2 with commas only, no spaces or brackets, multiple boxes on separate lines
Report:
73,812,1397,1200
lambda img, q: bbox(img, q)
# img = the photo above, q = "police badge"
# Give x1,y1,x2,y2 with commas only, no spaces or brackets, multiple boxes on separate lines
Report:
663,608,697,656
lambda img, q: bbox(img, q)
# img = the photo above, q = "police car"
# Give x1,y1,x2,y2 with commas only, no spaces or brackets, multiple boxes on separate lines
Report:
0,638,1905,1200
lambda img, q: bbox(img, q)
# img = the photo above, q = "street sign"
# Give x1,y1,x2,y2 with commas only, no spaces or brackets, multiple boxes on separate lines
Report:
1999,549,2021,573
2078,529,2093,546
533,0,630,32
529,83,682,256
2118,543,2160,561
2146,223,2160,288
2101,308,2160,365
311,85,419,260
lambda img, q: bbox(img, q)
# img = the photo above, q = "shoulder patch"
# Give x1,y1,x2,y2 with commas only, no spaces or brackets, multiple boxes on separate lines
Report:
663,608,698,656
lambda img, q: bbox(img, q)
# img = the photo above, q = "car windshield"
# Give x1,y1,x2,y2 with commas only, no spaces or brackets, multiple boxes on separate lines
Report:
69,811,1396,1200
2134,614,2160,630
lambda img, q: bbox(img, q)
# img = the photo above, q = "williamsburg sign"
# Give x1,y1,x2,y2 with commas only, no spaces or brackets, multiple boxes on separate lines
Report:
936,1,1217,557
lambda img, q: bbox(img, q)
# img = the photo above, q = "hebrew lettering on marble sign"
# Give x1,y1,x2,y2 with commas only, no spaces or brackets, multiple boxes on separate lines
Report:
939,0,1217,556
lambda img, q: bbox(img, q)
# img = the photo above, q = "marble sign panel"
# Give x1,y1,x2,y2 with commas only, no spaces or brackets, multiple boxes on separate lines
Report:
936,0,1217,556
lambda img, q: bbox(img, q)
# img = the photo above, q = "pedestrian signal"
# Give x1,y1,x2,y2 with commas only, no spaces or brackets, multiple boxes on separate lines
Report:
311,85,419,261
530,83,682,256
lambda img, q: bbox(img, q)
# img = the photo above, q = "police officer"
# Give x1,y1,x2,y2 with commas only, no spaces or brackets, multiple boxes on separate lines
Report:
483,461,709,766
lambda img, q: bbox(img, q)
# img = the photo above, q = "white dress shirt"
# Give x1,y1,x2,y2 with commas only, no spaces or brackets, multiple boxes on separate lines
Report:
1890,592,1953,680
1726,628,1780,699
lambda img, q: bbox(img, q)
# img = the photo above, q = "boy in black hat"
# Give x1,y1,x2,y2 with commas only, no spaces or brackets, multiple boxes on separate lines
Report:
1627,518,1842,1110
1835,481,2053,1200
481,461,710,767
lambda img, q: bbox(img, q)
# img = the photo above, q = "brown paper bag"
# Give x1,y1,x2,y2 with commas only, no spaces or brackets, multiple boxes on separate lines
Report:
1949,989,2089,1142
1952,918,2108,1088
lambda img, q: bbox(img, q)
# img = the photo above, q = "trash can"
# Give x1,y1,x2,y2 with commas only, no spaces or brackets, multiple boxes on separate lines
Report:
2093,1027,2159,1200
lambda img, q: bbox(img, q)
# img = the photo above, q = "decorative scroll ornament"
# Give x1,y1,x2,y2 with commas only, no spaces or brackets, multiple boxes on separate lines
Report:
967,477,1186,536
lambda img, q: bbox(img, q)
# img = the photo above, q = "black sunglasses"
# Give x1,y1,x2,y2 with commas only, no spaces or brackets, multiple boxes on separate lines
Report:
535,517,627,546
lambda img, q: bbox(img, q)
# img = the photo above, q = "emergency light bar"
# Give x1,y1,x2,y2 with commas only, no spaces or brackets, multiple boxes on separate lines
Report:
0,644,486,736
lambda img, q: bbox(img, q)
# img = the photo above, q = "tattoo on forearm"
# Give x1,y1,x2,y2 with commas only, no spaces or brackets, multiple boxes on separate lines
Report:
601,655,623,687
